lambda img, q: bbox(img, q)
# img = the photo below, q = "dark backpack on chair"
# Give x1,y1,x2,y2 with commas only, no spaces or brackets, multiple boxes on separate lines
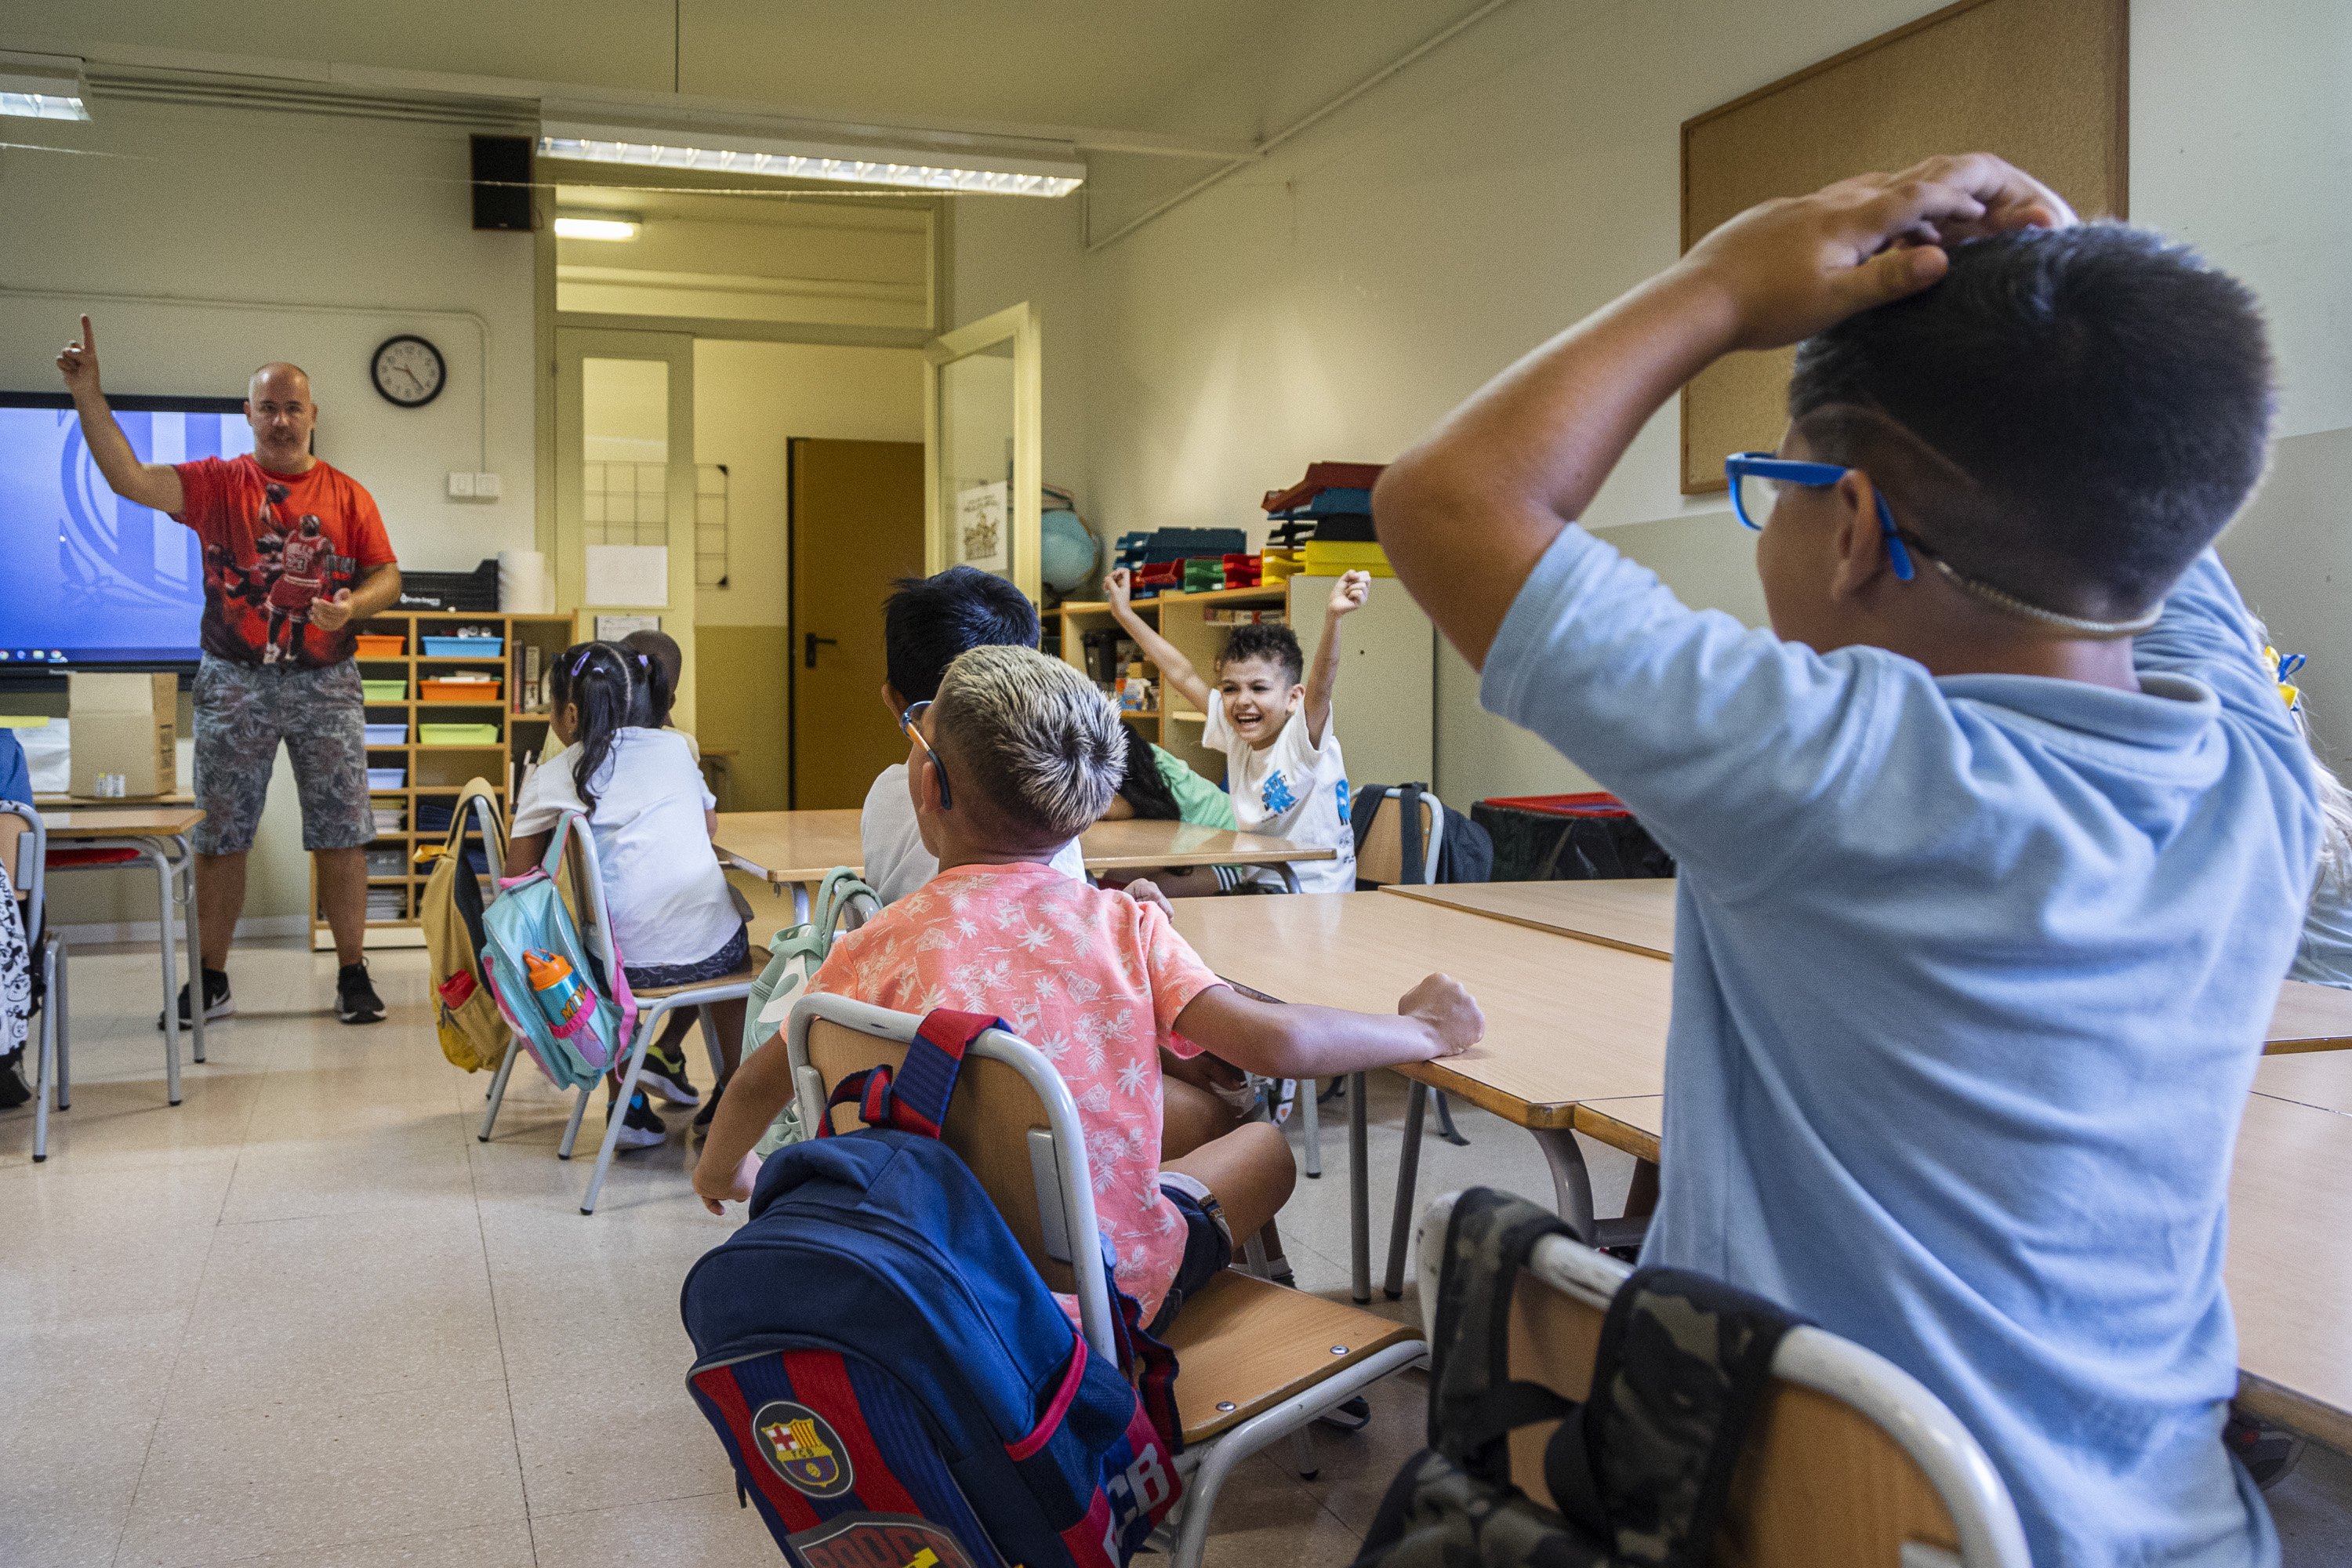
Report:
1352,783,1495,887
1353,1188,1801,1568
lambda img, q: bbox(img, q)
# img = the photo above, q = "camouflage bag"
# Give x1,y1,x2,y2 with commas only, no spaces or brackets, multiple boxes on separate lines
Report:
1352,1188,1800,1568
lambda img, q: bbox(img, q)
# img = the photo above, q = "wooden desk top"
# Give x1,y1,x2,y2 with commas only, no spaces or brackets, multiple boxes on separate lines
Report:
2252,1047,2352,1117
2229,1091,2352,1450
36,790,198,807
1169,892,1671,1129
42,807,205,837
1572,1096,1664,1163
2263,979,2352,1054
1077,818,1338,873
1385,878,1679,960
714,811,1338,888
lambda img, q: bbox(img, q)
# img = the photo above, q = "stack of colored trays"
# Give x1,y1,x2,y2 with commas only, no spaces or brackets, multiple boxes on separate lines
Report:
1181,557,1227,593
1221,552,1262,587
1301,539,1394,578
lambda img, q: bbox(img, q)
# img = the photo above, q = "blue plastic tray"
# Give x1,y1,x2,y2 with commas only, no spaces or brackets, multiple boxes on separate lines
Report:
422,636,503,658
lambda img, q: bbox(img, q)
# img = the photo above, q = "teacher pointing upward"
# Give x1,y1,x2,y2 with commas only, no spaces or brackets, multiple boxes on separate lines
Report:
59,316,404,1027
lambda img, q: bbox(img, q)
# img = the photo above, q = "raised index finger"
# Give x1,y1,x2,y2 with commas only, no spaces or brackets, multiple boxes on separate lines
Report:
79,314,93,351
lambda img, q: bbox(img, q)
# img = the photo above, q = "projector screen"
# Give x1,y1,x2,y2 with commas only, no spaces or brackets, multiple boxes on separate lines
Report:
0,394,252,667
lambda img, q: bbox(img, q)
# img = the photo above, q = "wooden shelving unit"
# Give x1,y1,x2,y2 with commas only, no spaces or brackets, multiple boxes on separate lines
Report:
1058,583,1288,781
310,610,575,950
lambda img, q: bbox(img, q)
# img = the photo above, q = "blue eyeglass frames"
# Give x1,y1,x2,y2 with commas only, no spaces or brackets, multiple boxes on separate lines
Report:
900,699,950,810
1724,452,1915,583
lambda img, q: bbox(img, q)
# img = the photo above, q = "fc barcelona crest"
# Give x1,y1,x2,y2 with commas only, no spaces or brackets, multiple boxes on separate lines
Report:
752,1399,853,1497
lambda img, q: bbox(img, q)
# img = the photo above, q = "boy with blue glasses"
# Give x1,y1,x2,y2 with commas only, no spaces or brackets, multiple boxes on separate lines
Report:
1375,154,2309,1567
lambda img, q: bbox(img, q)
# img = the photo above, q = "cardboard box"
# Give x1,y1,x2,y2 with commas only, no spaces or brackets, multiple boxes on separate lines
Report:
69,673,177,798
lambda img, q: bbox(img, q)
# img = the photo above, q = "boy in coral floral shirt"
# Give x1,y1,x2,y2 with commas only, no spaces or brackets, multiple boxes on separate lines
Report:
697,645,1483,1330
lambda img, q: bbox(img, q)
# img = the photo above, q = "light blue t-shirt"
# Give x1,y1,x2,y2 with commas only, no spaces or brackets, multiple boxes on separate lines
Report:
1483,529,2314,1568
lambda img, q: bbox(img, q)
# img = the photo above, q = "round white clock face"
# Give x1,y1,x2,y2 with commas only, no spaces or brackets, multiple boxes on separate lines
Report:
372,334,445,408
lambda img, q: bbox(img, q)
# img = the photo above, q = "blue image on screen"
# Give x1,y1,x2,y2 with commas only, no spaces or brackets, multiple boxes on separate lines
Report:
0,402,253,666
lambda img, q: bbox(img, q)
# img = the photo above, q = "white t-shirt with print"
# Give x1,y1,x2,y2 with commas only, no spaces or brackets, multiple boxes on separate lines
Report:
1202,693,1356,895
860,761,1088,905
511,728,739,968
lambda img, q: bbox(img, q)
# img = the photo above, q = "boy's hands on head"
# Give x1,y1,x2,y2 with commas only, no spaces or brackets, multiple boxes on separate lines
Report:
1327,570,1371,619
1676,153,2078,353
1400,971,1483,1058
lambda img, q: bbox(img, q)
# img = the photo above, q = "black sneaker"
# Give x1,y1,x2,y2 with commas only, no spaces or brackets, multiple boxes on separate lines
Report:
158,967,233,1030
690,1080,724,1142
613,1090,667,1150
640,1040,700,1109
2224,1404,2304,1490
335,961,386,1025
0,1047,30,1109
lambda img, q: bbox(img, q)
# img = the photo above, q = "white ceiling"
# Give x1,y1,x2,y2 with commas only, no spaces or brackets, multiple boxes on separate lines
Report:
4,0,1490,147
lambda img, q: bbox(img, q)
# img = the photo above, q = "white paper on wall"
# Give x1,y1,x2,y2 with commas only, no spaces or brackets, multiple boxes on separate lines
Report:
584,544,669,607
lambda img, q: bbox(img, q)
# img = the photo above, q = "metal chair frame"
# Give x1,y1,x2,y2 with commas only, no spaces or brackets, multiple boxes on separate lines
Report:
477,806,755,1214
787,991,1428,1568
2,800,66,1160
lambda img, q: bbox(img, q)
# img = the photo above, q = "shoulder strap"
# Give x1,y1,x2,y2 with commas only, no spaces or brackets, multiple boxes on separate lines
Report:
1398,783,1426,885
1544,1266,1806,1568
815,1007,996,1140
1428,1187,1579,1483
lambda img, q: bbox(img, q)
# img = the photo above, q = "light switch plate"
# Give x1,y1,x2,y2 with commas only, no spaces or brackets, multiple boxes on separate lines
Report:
445,470,476,499
473,471,502,499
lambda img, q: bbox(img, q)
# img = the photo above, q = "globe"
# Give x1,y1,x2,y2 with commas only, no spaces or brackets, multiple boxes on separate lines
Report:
1040,507,1101,595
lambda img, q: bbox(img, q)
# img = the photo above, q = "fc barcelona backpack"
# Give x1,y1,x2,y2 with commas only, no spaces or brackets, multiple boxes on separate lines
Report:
680,1009,1184,1568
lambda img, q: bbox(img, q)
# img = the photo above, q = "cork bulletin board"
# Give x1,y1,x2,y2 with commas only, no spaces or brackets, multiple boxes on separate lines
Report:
1679,0,2128,494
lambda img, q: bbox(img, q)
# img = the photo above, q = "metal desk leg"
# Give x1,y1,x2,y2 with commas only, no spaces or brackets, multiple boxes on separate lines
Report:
1382,1081,1428,1300
1298,1073,1321,1178
1348,1070,1370,1304
176,837,205,1064
793,880,811,924
147,843,183,1106
1277,863,1301,895
1529,1126,1595,1243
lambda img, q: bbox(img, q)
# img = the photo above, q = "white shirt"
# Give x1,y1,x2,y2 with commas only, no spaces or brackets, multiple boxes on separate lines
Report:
861,762,1087,904
512,728,738,969
1202,694,1356,895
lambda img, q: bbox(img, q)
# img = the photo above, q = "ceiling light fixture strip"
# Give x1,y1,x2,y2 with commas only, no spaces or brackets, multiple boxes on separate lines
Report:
537,135,1080,198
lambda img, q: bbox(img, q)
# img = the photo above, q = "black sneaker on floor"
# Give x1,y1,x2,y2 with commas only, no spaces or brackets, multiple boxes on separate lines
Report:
690,1080,724,1142
335,960,386,1025
2224,1403,2304,1490
158,967,233,1030
613,1090,668,1150
0,1047,30,1109
640,1040,700,1109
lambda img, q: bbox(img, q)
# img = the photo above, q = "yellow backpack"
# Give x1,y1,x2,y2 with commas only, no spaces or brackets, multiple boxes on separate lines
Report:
419,779,511,1073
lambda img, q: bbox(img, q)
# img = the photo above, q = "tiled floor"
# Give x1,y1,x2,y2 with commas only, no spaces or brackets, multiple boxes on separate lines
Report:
5,940,2351,1566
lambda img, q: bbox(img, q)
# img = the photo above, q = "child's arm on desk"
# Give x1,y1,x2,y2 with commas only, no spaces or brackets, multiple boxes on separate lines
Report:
691,1033,795,1214
1302,570,1370,747
1105,568,1212,717
1173,972,1483,1081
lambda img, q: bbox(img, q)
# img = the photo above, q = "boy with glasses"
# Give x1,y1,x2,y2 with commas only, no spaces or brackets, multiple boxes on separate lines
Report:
1374,155,2308,1566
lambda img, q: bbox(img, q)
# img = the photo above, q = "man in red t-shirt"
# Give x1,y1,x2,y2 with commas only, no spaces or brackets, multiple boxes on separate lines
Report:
60,316,404,1027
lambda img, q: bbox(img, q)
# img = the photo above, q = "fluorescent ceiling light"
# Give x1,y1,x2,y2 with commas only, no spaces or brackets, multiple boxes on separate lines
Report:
0,52,89,121
539,120,1083,198
554,214,640,241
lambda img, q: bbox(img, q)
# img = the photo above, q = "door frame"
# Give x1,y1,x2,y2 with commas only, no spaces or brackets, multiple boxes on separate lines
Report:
923,301,1042,604
553,325,700,732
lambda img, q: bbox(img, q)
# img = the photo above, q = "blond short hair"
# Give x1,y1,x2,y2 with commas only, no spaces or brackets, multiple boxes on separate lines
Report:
933,644,1125,841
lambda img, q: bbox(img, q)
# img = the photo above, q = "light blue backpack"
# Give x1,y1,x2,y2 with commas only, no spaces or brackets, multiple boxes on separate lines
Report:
742,867,877,1152
480,811,638,1091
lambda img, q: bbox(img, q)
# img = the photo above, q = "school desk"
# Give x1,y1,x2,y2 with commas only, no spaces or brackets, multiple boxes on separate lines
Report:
714,810,1339,916
39,805,209,1105
1167,891,1671,1302
1390,878,2352,1055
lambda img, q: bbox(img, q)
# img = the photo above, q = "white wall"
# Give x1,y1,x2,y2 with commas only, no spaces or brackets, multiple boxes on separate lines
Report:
952,194,1094,510
1076,0,2352,798
691,339,925,629
0,95,539,928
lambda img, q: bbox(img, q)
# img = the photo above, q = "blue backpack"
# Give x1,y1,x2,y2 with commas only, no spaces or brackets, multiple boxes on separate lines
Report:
681,1009,1183,1568
478,811,637,1091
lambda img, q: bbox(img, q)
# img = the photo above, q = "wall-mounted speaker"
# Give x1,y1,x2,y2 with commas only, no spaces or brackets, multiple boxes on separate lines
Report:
470,135,533,231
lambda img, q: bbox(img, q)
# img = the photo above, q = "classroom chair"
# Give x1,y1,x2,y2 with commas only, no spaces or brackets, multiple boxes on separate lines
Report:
2,800,67,1161
786,991,1428,1568
477,804,761,1214
1412,1190,2031,1568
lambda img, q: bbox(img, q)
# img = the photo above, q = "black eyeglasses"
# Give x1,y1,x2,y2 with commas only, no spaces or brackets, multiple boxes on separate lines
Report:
900,700,950,809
